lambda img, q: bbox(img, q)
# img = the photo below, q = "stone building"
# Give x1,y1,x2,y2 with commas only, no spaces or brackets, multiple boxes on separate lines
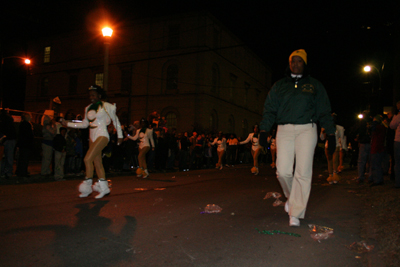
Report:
25,12,271,137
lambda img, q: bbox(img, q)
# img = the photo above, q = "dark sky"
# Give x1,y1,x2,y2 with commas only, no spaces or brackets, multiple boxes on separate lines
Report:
1,0,399,127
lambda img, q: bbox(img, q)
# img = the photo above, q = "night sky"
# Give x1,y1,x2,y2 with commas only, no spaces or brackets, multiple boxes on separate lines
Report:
1,0,399,129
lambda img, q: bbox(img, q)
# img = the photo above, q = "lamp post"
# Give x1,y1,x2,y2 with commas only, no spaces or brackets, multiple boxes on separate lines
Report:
363,64,383,114
102,27,113,91
0,56,31,108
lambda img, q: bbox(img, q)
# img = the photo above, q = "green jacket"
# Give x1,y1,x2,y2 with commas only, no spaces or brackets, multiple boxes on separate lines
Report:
260,74,336,134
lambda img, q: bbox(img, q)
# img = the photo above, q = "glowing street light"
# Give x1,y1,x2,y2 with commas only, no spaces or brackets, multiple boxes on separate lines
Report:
102,27,113,91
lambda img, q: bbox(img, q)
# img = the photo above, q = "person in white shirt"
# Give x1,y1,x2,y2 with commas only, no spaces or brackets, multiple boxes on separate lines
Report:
210,131,226,170
240,124,262,175
127,118,155,178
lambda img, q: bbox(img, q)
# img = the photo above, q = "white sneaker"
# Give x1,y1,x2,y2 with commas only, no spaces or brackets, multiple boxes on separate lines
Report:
94,179,110,199
143,169,149,178
79,179,93,198
289,216,300,227
284,201,289,213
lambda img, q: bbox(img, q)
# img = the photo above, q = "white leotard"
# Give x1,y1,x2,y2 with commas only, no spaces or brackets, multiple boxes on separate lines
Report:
240,133,260,151
128,128,155,149
67,102,123,142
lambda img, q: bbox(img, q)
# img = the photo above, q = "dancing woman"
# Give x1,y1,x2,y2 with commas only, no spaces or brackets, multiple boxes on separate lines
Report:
127,118,155,178
62,85,123,198
210,131,226,170
240,124,262,175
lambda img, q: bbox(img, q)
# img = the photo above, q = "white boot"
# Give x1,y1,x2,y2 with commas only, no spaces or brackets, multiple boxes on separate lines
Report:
79,178,93,198
94,179,110,199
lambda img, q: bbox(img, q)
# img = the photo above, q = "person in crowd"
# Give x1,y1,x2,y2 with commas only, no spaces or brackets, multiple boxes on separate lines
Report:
189,131,198,169
62,85,123,198
0,109,17,179
352,110,372,184
165,128,178,171
268,128,277,168
386,110,396,180
226,133,238,167
210,131,226,170
127,118,155,178
193,133,205,169
74,129,84,176
64,129,77,176
53,127,67,181
15,112,34,179
337,130,348,173
41,115,56,178
155,128,168,171
240,124,263,175
389,101,400,188
369,114,387,186
320,113,344,184
259,49,336,227
178,132,190,171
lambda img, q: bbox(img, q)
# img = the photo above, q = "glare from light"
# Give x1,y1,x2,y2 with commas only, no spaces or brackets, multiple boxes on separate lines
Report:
102,27,113,37
24,59,31,64
363,66,371,72
358,114,363,119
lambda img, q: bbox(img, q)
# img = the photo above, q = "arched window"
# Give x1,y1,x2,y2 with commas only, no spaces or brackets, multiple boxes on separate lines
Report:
211,63,220,94
166,64,179,91
209,109,218,131
228,115,235,134
41,77,49,96
166,112,177,129
242,119,248,138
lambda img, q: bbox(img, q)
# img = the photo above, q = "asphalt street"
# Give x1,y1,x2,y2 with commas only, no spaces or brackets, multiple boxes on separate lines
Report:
0,163,364,267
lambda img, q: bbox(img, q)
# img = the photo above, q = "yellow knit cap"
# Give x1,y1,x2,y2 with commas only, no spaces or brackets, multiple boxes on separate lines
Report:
289,49,307,65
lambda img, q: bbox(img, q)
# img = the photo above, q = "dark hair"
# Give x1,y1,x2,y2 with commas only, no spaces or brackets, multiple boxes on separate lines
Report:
140,118,149,128
88,85,107,99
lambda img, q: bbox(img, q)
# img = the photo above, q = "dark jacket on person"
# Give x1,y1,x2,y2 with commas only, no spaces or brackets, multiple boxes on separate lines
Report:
17,120,34,149
260,69,336,135
53,134,66,152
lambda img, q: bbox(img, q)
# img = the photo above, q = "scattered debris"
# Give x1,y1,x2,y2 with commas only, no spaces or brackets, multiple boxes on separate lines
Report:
347,241,375,253
308,224,334,242
202,204,222,214
154,188,166,190
134,188,148,191
264,192,285,207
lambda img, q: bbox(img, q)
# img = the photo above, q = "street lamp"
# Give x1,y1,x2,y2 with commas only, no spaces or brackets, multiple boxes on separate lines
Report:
0,56,31,108
102,27,113,91
363,65,382,91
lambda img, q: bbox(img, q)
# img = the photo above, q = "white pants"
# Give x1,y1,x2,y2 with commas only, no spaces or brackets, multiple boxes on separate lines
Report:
276,123,317,219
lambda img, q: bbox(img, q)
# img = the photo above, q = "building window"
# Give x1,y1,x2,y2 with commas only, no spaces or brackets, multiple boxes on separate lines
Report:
229,74,237,101
44,46,51,63
95,73,104,88
68,74,78,95
228,115,235,134
244,82,250,106
41,77,49,96
166,64,178,91
211,64,220,94
209,109,218,131
168,25,180,49
242,119,248,138
121,68,132,93
166,112,177,129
